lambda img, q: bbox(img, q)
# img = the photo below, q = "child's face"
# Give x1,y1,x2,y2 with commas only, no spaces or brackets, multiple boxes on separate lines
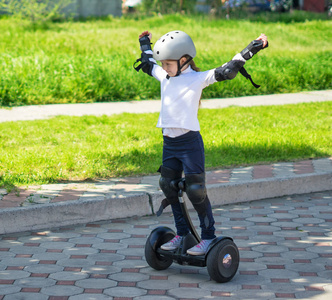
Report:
161,57,188,77
161,60,178,77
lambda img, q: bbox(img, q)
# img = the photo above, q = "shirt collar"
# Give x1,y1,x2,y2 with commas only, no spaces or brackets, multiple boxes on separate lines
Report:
181,65,193,75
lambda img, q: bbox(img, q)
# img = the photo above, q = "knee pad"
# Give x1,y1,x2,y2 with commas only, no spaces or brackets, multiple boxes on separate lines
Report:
158,166,183,204
185,173,207,206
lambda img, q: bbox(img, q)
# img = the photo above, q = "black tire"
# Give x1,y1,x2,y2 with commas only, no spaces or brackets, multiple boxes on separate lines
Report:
206,239,239,283
145,231,174,270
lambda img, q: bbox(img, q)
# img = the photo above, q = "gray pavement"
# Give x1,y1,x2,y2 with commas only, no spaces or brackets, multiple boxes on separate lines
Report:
0,190,331,299
0,90,331,299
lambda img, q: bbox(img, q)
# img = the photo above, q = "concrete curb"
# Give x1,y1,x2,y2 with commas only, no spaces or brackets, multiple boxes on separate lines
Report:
0,193,151,235
1,172,331,235
207,172,332,206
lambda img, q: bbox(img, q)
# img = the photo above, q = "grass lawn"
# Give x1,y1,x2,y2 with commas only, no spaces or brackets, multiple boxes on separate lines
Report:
0,13,331,106
0,101,331,188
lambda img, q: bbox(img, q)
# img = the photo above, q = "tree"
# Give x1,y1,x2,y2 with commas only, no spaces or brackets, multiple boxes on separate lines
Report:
0,0,71,23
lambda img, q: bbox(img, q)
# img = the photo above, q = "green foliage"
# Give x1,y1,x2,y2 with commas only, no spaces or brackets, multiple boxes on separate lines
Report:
0,0,71,25
140,0,197,14
0,14,331,106
0,102,331,187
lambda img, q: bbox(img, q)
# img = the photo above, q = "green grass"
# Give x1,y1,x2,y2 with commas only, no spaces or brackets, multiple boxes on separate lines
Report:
0,13,331,106
1,101,331,188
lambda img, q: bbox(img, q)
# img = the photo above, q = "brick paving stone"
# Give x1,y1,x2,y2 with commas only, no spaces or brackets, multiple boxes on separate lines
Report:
239,250,263,259
135,297,174,300
293,160,315,174
312,158,332,173
168,287,211,299
252,164,274,179
287,262,326,273
41,285,83,296
75,278,117,289
3,294,48,300
230,289,276,299
14,277,55,288
0,201,21,208
25,264,63,274
64,249,99,257
256,257,292,266
230,166,253,182
137,279,178,290
206,169,231,184
39,241,76,250
51,189,85,202
252,244,289,253
273,162,295,178
48,271,88,281
246,216,277,223
70,296,112,300
1,188,37,207
294,217,325,225
21,288,41,292
281,251,319,260
82,265,122,275
258,269,300,279
104,286,146,297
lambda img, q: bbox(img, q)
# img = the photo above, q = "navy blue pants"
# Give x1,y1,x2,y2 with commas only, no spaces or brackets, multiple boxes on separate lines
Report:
162,131,216,240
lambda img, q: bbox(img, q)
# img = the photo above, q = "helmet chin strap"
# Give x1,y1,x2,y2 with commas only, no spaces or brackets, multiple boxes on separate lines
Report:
166,57,193,79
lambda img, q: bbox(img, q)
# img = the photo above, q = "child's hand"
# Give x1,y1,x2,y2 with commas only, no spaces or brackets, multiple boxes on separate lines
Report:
256,33,268,48
139,31,152,40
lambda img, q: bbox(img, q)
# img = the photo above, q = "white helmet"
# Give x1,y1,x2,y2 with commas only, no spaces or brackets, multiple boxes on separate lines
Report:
153,31,196,61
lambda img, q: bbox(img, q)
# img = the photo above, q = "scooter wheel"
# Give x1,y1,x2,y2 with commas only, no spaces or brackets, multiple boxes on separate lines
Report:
206,239,239,283
145,229,174,270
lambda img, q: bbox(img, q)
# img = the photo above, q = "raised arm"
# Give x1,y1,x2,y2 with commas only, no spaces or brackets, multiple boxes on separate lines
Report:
214,34,268,88
133,31,156,76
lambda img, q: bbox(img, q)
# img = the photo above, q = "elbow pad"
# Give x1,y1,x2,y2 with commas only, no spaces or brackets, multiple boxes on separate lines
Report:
133,35,156,76
240,39,268,60
215,60,245,82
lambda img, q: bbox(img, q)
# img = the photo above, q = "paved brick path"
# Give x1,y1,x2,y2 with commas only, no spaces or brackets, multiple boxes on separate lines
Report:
0,190,331,299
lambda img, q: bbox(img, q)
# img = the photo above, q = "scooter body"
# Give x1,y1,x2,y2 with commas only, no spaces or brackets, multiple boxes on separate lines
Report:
147,226,233,266
145,178,240,283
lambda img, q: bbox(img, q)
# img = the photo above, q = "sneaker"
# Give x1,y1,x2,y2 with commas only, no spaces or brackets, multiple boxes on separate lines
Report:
187,239,213,256
160,235,183,251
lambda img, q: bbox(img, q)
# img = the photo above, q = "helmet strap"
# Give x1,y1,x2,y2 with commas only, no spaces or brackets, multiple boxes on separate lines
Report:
166,56,193,79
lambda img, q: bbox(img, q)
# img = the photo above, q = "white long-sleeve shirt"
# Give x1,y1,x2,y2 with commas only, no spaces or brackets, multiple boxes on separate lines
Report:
149,54,245,137
152,64,216,136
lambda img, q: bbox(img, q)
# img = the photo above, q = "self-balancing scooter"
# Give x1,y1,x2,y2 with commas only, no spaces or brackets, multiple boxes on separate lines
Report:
145,178,239,283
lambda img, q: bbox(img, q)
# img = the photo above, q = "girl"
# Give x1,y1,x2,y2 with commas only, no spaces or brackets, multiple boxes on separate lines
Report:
134,30,268,255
